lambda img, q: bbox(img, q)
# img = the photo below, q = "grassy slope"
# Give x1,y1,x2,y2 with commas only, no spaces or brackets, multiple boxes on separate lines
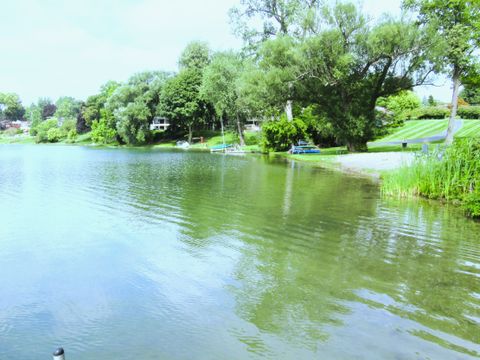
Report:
373,119,480,144
372,120,448,143
455,120,480,138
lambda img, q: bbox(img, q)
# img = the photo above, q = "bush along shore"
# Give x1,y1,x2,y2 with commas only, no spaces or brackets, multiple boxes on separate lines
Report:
382,139,480,219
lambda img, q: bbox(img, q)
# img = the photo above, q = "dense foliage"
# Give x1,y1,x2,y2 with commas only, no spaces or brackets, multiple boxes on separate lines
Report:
35,118,59,143
261,117,307,151
461,81,480,105
413,106,450,119
377,91,421,125
0,92,25,120
457,106,480,119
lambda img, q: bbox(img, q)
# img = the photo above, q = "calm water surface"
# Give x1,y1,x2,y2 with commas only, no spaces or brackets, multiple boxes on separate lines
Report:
0,145,479,359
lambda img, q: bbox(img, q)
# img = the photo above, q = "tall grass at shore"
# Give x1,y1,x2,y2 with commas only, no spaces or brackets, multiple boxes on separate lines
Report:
382,139,480,218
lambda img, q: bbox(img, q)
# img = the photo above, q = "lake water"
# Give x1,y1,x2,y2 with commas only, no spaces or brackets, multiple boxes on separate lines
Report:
0,145,479,359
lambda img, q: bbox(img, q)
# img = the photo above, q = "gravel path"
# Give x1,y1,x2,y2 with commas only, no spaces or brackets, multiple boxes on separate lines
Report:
334,152,415,172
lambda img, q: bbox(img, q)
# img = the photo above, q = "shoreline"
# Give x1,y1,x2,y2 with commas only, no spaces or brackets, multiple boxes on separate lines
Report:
280,151,415,181
0,136,410,180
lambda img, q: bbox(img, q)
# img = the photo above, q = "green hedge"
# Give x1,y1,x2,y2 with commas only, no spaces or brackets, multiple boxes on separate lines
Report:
413,106,449,119
457,106,480,119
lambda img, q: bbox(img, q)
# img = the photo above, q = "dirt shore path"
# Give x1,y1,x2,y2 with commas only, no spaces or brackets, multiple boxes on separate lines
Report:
333,152,415,173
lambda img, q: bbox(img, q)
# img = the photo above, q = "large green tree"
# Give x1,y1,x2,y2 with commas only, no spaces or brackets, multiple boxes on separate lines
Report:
243,35,302,120
299,3,435,151
158,69,205,143
230,1,319,120
54,96,81,121
0,92,25,120
82,81,120,126
37,98,56,120
106,72,171,145
404,0,480,144
158,42,212,143
178,41,211,71
201,52,247,145
229,0,320,50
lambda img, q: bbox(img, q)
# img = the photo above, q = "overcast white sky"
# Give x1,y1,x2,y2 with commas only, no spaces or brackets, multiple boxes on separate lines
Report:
0,0,450,105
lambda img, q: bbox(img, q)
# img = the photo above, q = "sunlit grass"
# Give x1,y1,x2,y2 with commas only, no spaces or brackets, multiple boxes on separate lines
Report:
374,120,448,142
0,133,35,144
455,120,480,138
382,139,480,218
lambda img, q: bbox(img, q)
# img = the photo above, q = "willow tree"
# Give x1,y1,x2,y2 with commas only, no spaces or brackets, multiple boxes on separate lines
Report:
106,71,171,145
300,3,436,151
404,0,480,144
230,0,319,120
229,0,320,46
200,52,247,145
236,36,302,120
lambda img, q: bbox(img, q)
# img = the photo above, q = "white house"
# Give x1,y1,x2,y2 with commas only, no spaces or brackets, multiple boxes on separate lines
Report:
150,117,170,131
244,118,262,132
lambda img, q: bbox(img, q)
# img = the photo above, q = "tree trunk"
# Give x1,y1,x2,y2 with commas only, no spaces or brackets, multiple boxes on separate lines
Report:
236,115,245,146
346,140,368,153
446,68,461,145
285,100,293,121
187,124,193,143
220,116,225,146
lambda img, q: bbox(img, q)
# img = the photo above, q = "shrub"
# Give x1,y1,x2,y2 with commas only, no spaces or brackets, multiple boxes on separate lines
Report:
149,130,166,143
457,106,480,119
35,118,59,143
3,127,22,136
298,106,337,147
377,90,421,124
91,118,117,144
412,106,450,119
66,129,77,142
60,118,77,136
261,116,308,152
47,127,62,142
244,131,261,146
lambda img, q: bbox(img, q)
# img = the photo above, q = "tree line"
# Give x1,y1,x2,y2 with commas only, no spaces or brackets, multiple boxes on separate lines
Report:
1,0,479,151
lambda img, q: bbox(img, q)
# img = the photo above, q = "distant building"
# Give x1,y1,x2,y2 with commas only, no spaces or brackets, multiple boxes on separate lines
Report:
150,117,170,131
0,120,30,133
245,118,262,132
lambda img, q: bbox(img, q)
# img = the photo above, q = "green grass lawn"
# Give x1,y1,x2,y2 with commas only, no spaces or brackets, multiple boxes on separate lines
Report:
185,131,262,151
0,134,35,144
73,132,93,144
455,120,480,138
373,119,480,144
373,120,448,143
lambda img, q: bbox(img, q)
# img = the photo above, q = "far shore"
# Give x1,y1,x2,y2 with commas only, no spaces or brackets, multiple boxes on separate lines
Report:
0,133,416,180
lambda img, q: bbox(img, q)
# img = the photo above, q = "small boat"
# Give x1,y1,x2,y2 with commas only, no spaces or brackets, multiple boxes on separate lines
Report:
288,143,320,154
176,141,190,149
224,144,247,155
210,144,233,153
